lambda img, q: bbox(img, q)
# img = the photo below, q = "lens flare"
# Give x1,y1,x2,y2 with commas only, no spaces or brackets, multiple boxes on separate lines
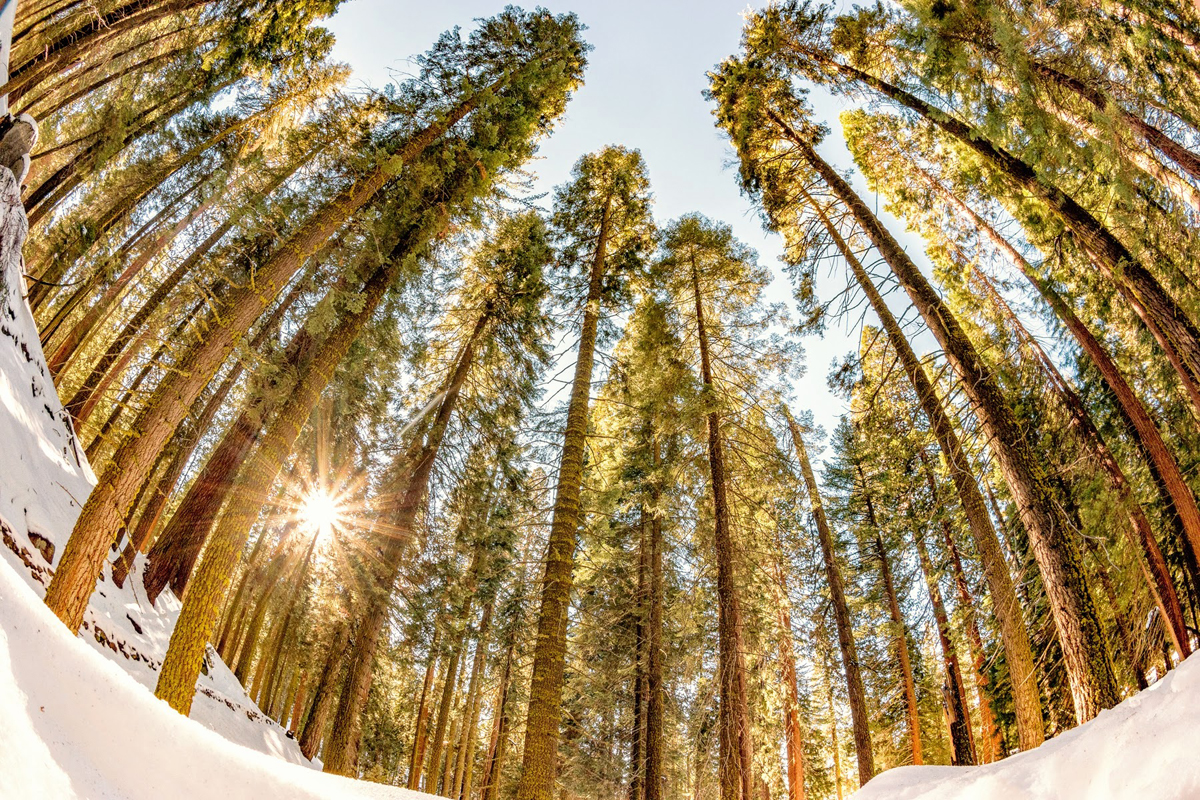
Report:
302,489,342,534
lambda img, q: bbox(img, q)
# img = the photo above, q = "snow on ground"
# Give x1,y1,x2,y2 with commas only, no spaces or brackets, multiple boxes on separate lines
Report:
853,652,1200,799
0,166,432,798
3,161,1200,799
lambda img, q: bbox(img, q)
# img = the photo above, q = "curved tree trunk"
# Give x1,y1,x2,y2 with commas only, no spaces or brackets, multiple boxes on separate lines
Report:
793,182,1046,747
784,410,874,784
781,121,1118,723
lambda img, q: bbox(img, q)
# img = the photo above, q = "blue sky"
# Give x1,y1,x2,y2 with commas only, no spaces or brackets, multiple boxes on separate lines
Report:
326,0,919,451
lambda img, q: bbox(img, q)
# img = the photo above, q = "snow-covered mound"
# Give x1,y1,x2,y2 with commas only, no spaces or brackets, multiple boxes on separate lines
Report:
0,532,429,800
853,652,1200,799
0,166,430,798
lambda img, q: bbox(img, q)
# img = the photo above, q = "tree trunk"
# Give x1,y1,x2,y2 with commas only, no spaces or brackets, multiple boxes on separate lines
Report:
692,255,754,800
45,85,494,632
782,122,1117,723
784,410,874,783
917,450,1004,762
320,301,492,776
299,623,348,761
453,600,494,800
630,511,650,800
857,465,921,767
515,195,612,800
792,178,1047,748
770,528,808,800
425,638,465,793
827,59,1200,410
407,627,442,790
65,163,301,423
920,163,1200,590
970,265,1191,658
480,636,516,800
910,513,976,765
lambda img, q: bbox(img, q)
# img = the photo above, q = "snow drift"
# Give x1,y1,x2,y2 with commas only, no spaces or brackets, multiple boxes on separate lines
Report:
0,165,432,799
854,655,1200,799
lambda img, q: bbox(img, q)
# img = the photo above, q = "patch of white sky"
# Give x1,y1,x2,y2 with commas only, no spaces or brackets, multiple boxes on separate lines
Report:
327,0,958,465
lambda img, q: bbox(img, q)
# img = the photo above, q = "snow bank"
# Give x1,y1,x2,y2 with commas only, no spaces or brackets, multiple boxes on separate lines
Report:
0,166,433,798
853,653,1200,799
0,536,430,800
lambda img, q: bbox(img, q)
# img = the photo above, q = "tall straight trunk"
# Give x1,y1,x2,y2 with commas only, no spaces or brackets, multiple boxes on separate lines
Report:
630,511,650,800
515,196,613,800
691,256,754,799
824,59,1200,408
453,600,494,800
919,163,1200,582
971,266,1191,657
288,671,307,731
910,516,976,765
425,639,465,792
917,450,1003,762
770,529,808,800
299,623,348,761
440,703,462,794
407,627,442,790
857,464,921,767
321,306,492,777
784,410,874,783
46,86,496,633
794,181,1046,748
825,668,843,800
481,635,515,800
644,493,665,800
781,123,1118,723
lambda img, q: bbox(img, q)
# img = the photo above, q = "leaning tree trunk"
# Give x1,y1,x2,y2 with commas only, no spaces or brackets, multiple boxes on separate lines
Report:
45,86,494,632
793,180,1047,748
828,59,1200,416
858,465,921,767
970,265,1191,658
917,450,1004,762
783,122,1117,723
692,256,754,800
919,162,1200,586
515,196,612,800
784,409,874,784
298,623,348,761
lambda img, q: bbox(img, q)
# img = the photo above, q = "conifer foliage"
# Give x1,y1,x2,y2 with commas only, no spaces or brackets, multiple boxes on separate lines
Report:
15,0,1200,797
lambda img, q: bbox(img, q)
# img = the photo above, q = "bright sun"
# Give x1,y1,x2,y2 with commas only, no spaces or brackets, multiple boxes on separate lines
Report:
302,489,342,533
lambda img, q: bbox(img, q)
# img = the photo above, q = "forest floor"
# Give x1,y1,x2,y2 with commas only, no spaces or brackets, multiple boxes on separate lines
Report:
2,191,1199,799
